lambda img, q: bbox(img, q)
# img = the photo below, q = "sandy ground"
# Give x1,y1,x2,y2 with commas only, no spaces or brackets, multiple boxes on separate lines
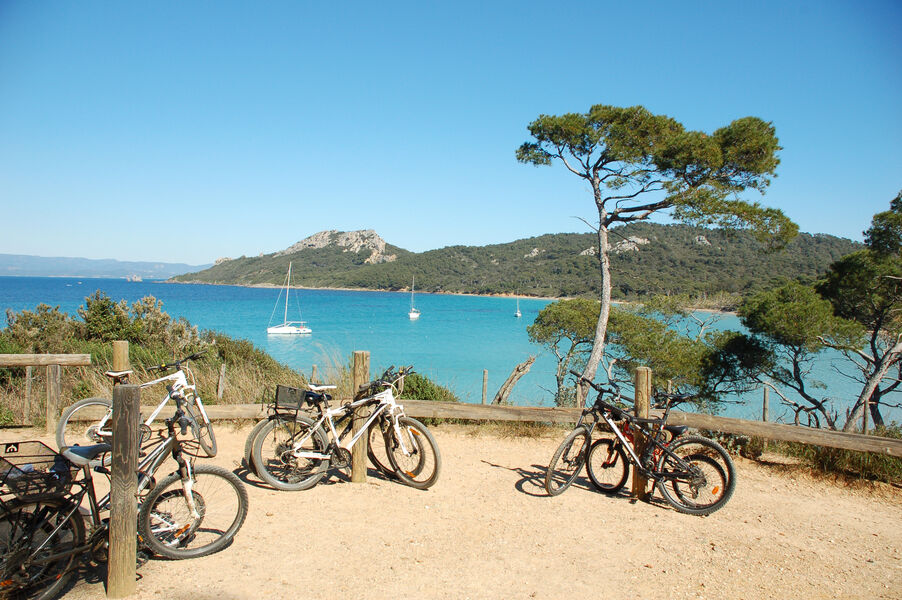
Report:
2,423,900,600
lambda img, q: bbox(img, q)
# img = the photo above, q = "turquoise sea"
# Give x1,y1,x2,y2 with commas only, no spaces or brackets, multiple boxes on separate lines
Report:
1,276,898,424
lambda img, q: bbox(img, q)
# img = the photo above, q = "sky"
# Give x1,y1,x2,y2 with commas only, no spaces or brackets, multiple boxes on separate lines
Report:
0,1,900,264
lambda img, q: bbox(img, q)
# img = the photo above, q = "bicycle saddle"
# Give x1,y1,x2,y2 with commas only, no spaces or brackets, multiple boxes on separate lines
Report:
104,370,133,383
664,425,688,438
62,444,112,466
308,384,336,392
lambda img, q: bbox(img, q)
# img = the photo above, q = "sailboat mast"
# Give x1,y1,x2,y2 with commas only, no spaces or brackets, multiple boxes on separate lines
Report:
284,262,292,324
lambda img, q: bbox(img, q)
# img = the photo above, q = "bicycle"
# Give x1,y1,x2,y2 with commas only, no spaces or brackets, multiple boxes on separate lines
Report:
251,366,441,491
545,373,735,515
56,351,217,459
0,399,248,600
241,383,395,479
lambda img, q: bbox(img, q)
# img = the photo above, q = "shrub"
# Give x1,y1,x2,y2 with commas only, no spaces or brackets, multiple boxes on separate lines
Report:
399,373,459,403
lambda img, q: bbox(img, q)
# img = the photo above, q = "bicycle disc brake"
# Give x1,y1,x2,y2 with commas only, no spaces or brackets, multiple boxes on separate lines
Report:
332,448,352,469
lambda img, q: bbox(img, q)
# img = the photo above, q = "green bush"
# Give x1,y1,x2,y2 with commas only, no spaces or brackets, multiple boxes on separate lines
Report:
400,372,459,403
778,424,902,484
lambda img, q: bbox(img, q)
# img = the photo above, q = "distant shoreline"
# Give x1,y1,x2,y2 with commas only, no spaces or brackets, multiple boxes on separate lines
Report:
164,278,736,315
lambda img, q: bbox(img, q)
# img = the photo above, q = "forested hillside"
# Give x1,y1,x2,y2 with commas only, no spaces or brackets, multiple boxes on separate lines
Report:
171,224,861,299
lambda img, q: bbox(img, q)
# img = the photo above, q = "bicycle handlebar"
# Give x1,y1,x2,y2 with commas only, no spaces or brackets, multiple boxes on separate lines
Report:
147,350,207,373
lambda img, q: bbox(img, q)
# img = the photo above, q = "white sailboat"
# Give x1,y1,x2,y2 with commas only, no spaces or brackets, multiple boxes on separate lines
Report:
267,262,312,335
515,296,522,318
408,276,421,320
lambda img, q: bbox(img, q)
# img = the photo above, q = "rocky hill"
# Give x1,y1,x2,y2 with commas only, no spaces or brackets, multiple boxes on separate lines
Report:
170,225,861,299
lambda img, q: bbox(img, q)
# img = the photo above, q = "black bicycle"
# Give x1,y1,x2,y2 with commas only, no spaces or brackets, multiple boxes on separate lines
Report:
545,373,735,515
0,401,248,599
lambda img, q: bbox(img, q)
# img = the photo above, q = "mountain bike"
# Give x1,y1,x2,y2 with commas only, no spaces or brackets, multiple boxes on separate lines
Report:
55,351,217,459
251,366,441,491
545,373,735,515
0,400,248,599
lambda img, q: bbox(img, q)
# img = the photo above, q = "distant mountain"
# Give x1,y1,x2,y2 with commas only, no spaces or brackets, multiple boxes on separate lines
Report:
171,225,862,300
0,254,211,279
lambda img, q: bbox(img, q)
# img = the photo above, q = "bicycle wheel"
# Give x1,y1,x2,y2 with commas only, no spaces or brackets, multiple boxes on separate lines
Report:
243,418,271,475
184,401,217,458
0,499,85,600
251,415,330,491
544,427,590,496
138,464,248,560
55,397,112,451
655,435,736,516
586,438,629,494
367,420,397,479
384,417,441,490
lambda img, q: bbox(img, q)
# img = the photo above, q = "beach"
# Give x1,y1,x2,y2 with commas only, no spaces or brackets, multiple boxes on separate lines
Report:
3,423,900,600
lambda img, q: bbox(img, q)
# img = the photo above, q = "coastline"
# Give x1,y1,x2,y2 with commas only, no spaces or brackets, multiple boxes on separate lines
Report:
164,278,737,315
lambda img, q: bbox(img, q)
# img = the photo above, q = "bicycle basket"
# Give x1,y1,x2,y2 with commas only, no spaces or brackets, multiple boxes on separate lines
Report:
275,385,304,410
0,441,77,501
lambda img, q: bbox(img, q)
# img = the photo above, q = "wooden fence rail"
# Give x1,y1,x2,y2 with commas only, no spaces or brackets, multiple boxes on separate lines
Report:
75,399,896,458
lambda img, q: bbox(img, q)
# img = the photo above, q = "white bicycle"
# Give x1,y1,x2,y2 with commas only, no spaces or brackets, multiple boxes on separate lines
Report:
56,351,217,459
251,366,441,491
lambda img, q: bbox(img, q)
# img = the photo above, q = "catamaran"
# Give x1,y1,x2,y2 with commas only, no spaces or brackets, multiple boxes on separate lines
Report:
267,262,312,334
408,276,421,320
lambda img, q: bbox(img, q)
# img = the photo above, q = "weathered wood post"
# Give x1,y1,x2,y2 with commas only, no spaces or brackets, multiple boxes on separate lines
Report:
217,363,227,400
631,367,652,502
24,366,33,425
311,364,318,382
45,364,61,434
862,395,869,434
482,370,488,405
107,382,139,598
351,351,370,483
112,340,130,373
762,387,769,422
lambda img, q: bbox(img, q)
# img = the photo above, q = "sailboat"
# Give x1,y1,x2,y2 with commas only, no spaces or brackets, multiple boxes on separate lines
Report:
515,296,522,318
408,276,421,320
267,262,312,335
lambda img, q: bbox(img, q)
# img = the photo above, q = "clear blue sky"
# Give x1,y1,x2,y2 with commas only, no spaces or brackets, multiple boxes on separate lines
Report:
1,1,899,264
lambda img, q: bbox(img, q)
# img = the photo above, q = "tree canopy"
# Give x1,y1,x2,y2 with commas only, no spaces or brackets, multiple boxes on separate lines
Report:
518,103,796,401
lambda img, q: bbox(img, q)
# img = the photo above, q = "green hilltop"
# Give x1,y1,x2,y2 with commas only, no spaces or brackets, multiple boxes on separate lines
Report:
171,224,861,300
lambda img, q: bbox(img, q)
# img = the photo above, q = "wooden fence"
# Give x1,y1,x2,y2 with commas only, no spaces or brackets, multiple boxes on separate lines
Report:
0,353,92,433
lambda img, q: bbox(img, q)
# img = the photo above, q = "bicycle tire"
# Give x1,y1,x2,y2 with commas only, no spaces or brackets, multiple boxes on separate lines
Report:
55,397,113,452
367,420,397,479
0,499,85,600
243,418,271,475
586,438,629,494
655,435,736,516
138,464,248,560
384,417,441,490
544,427,590,496
184,402,217,458
251,415,330,491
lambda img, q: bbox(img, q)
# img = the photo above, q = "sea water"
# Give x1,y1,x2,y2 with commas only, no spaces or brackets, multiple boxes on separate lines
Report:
0,276,898,424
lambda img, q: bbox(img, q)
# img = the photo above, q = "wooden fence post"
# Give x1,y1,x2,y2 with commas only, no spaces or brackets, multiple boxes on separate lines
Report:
862,395,869,435
311,364,318,382
107,383,139,598
24,366,33,425
762,387,769,422
351,351,370,483
631,367,652,502
112,340,130,373
45,364,61,434
482,370,488,405
217,364,227,400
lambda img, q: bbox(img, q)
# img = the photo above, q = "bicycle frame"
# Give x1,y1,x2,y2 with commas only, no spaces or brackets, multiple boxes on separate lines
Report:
290,387,411,460
11,414,198,569
87,367,212,440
